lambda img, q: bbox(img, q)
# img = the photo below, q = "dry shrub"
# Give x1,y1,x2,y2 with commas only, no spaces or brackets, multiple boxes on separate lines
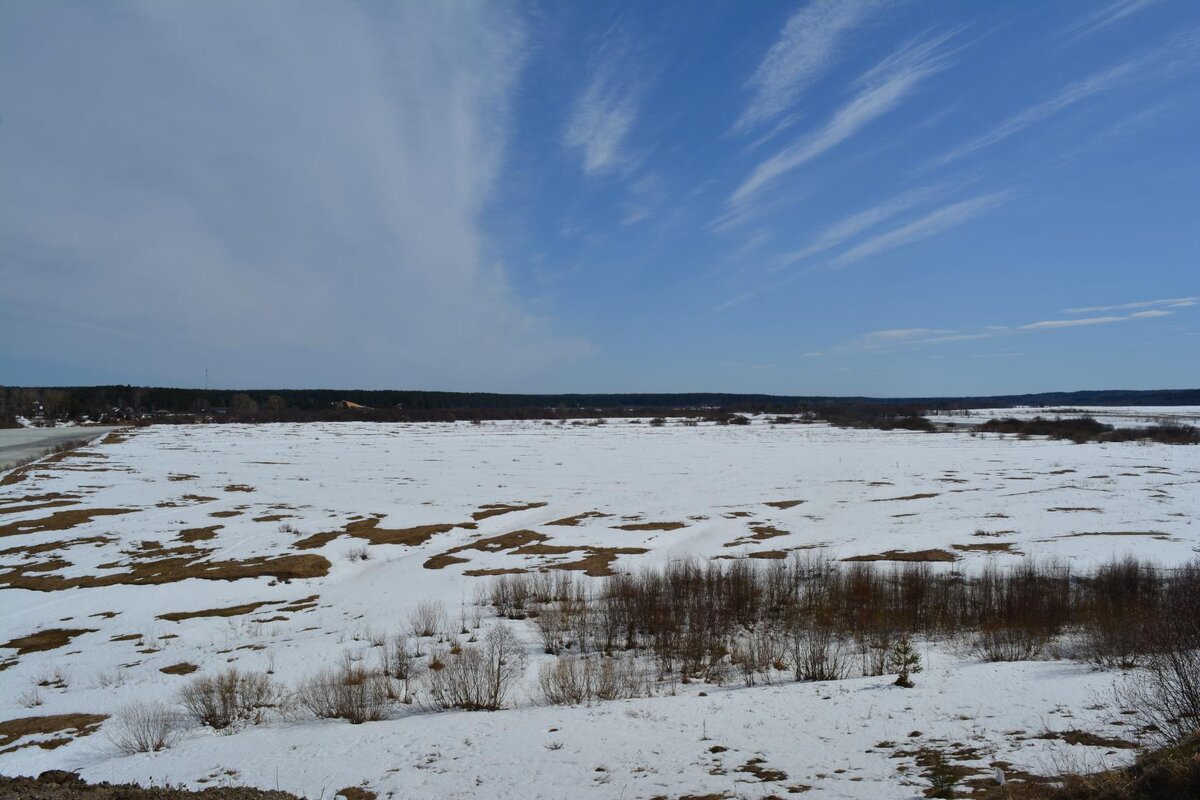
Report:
538,655,644,705
179,667,281,730
409,600,446,639
297,655,391,723
424,624,524,711
109,701,181,754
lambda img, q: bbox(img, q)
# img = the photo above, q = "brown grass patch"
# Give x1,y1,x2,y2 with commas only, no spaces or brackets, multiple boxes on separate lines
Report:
2,628,96,654
765,500,805,510
726,524,789,548
160,662,200,675
181,494,217,503
736,757,788,782
294,518,464,550
253,514,292,523
158,601,274,622
110,634,141,642
843,549,958,563
546,511,611,526
463,567,529,577
1062,531,1169,539
545,547,650,577
952,542,1019,553
0,499,80,516
167,473,197,481
0,713,108,754
471,501,547,521
0,535,113,557
422,553,468,569
179,525,222,542
614,521,687,532
0,508,134,538
746,550,789,560
224,484,256,493
870,493,940,502
1033,729,1136,750
1048,507,1103,513
210,510,242,518
0,552,329,591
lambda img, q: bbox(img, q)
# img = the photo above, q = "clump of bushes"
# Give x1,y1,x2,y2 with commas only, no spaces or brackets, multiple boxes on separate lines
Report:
179,667,282,730
977,416,1200,445
109,701,181,754
296,655,392,723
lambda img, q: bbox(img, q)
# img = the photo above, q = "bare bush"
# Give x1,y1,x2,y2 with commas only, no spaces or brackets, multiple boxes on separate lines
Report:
179,668,281,730
425,624,524,711
409,600,446,639
538,655,645,705
109,701,181,754
296,655,392,723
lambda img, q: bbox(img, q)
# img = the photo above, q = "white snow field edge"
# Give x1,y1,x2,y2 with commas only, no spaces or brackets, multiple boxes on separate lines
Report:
0,415,1197,798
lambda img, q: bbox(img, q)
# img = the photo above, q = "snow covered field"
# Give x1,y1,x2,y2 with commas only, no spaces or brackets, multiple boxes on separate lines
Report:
1,416,1198,798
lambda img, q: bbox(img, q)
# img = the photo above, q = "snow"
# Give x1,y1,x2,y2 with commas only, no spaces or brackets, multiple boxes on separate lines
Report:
1,415,1197,798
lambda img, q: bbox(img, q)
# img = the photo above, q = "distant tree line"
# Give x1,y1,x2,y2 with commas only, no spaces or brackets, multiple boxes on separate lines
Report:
2,385,1197,428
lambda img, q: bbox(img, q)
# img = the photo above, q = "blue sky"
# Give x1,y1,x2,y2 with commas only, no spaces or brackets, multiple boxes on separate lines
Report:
1,1,1197,395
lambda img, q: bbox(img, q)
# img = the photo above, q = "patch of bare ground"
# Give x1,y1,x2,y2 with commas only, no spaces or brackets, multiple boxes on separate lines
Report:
209,510,242,519
843,549,958,563
0,535,114,557
953,542,1020,553
1048,507,1103,513
157,601,278,622
726,524,789,548
0,508,134,538
764,500,805,509
0,500,81,515
294,517,468,550
462,567,528,576
471,501,547,521
335,788,376,800
871,493,940,502
736,757,788,782
159,662,199,675
178,525,222,542
252,514,291,523
544,547,650,577
2,628,96,654
0,714,108,755
424,529,549,569
0,549,329,591
545,511,610,526
614,521,687,531
1033,730,1136,750
167,473,197,481
224,484,256,493
1061,531,1170,539
0,771,302,799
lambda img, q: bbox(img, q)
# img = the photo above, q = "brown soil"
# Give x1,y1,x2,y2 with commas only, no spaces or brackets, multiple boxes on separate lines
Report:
159,662,200,675
462,567,528,576
765,500,805,510
423,529,549,569
614,521,686,532
843,549,958,563
0,551,329,592
167,473,198,481
1048,507,1103,513
224,484,256,493
0,509,135,538
178,526,222,542
0,714,108,755
293,518,465,550
471,502,547,521
870,493,940,502
952,542,1019,553
1033,730,1137,750
0,771,301,799
545,547,650,577
158,601,276,622
2,628,96,654
0,500,80,516
546,512,611,526
209,510,243,519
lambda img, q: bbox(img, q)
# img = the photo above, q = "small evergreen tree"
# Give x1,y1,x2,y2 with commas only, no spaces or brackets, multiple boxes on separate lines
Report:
888,635,922,688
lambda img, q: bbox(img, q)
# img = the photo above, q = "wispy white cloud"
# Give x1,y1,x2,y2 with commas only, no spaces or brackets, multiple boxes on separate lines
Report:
733,0,876,135
830,190,1012,268
1065,297,1197,313
726,31,956,214
564,43,641,177
930,59,1143,169
1020,316,1127,330
850,304,1182,351
863,328,954,341
772,184,947,270
1065,0,1162,40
